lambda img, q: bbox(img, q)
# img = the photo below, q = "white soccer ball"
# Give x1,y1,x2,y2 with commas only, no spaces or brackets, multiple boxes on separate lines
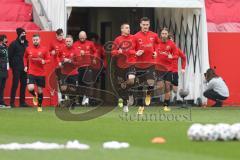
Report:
201,124,218,141
215,123,233,141
230,123,240,140
187,124,204,141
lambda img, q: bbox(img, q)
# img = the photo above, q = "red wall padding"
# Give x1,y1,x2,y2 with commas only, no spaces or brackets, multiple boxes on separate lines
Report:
0,31,58,107
0,4,32,21
208,33,240,106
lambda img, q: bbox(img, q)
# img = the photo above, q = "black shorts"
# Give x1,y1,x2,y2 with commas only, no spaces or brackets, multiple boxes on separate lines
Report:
78,67,94,85
155,71,172,82
116,66,136,80
135,66,155,84
59,74,78,86
171,72,179,86
27,74,46,88
113,66,136,89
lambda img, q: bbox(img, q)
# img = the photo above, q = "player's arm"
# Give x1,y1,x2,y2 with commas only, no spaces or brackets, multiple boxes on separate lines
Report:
49,43,56,55
129,39,136,55
91,43,98,64
179,49,187,70
42,49,51,64
57,50,64,67
111,38,120,56
133,36,144,56
155,34,161,44
169,42,179,59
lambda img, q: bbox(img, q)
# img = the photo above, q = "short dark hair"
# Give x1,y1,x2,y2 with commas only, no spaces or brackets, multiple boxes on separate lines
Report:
56,28,63,36
140,17,150,23
0,34,7,42
33,34,40,38
120,23,129,29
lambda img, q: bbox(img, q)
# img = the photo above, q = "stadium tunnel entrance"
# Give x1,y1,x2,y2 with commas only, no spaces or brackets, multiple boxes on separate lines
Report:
65,1,209,104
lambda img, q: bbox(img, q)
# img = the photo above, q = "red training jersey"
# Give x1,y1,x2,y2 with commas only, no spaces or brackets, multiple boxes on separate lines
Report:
49,39,65,67
57,45,78,76
73,40,97,68
92,42,106,69
112,34,136,69
24,45,50,76
154,40,178,72
134,31,160,69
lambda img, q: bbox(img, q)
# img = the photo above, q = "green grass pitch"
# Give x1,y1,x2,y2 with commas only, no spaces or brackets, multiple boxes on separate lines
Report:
0,107,240,160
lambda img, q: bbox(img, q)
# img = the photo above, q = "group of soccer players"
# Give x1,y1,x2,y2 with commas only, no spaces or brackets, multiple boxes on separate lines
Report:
112,17,186,114
23,16,186,114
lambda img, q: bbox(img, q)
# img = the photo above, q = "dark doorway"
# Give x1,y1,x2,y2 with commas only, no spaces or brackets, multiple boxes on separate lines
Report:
67,8,90,41
67,7,155,41
100,22,112,44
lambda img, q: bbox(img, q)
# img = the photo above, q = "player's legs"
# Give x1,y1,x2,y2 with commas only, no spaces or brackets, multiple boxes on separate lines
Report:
115,68,129,111
78,67,88,105
144,66,155,106
35,76,45,112
155,71,171,111
37,86,43,111
121,67,136,112
164,81,171,106
135,66,155,115
171,72,179,105
27,75,38,106
127,73,135,106
156,81,165,94
66,75,78,108
163,72,172,111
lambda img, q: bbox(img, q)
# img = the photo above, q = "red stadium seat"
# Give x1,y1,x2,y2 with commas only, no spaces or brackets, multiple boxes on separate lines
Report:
0,0,40,31
206,0,240,32
0,22,40,31
0,4,32,21
0,0,24,2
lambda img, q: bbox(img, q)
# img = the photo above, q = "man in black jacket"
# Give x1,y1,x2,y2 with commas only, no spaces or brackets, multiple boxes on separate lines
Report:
0,34,9,107
8,28,29,107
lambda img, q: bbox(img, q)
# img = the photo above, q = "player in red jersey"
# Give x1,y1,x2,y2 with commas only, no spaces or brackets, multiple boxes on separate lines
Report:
134,17,160,114
49,29,65,102
154,28,178,111
111,23,136,113
57,35,78,108
49,28,65,67
88,33,106,70
24,34,50,112
73,31,97,106
171,47,186,104
168,34,186,102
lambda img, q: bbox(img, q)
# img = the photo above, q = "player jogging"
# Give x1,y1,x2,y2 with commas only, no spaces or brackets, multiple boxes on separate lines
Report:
24,34,50,112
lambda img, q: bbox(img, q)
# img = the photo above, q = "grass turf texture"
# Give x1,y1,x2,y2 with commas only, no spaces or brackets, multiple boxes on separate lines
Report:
0,107,240,160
